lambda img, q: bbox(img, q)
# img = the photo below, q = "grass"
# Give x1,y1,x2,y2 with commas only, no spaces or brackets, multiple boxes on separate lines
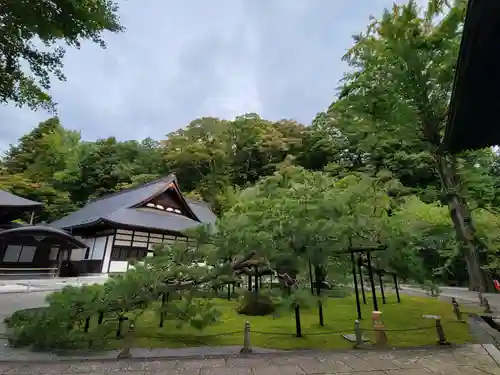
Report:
97,293,474,350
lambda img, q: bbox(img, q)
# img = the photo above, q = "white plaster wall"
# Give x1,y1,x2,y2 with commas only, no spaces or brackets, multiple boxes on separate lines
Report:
101,235,114,273
92,237,106,260
109,261,128,273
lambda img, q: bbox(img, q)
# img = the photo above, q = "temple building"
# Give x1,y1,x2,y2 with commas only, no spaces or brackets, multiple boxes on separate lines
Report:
0,190,87,278
49,174,216,274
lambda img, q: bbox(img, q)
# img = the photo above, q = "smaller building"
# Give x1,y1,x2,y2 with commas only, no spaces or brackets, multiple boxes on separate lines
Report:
0,190,87,278
49,174,216,274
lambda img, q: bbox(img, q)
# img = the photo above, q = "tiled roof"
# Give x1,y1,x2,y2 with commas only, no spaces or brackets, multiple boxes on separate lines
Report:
0,190,42,208
49,175,216,234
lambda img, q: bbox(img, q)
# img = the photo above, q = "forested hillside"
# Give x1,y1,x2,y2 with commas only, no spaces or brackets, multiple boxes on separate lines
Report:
2,0,500,289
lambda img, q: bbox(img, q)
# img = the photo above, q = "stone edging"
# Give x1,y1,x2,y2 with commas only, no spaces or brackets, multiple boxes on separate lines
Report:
0,345,473,364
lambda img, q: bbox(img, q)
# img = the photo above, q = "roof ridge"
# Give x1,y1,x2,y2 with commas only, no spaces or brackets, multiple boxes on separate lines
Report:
87,174,176,205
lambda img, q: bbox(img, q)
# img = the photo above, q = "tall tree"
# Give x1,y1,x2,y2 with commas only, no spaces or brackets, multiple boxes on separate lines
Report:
1,0,124,110
333,0,491,291
3,117,81,181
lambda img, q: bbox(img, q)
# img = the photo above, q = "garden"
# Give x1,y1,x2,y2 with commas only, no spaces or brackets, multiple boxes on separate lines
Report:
4,168,477,352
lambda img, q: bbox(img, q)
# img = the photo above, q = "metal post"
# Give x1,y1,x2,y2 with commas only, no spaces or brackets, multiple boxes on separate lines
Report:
354,320,362,347
240,321,252,353
351,251,362,320
379,274,386,304
393,274,401,303
366,251,378,311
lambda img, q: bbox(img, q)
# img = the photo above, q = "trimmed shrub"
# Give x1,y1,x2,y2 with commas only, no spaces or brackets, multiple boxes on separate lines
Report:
236,291,276,316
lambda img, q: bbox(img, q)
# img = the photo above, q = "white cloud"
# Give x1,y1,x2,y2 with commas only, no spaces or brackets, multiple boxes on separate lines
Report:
0,0,416,152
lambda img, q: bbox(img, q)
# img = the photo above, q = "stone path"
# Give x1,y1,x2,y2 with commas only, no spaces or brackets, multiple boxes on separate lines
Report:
0,345,499,374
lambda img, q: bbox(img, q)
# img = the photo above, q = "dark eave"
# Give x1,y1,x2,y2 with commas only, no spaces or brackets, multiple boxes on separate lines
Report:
0,226,88,249
442,0,500,153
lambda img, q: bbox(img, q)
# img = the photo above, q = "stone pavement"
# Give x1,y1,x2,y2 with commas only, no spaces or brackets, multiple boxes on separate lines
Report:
0,345,499,374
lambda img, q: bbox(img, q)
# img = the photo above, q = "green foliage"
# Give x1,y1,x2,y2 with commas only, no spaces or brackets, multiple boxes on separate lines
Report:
236,291,276,316
1,0,123,110
168,296,221,330
5,243,227,349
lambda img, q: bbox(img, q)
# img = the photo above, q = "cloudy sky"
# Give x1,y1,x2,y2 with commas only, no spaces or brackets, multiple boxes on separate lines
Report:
0,0,421,152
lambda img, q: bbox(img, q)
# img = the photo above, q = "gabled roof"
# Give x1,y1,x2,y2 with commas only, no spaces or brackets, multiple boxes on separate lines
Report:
49,174,216,234
442,0,500,153
0,190,42,208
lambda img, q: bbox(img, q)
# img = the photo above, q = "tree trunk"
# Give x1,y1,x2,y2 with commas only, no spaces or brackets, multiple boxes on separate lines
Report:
434,153,490,292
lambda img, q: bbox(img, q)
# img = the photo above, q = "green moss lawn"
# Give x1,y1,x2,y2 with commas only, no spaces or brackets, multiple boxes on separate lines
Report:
98,294,474,350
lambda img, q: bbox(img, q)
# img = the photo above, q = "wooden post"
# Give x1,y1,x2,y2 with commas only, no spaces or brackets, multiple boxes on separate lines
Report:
351,251,362,320
116,316,128,338
478,292,485,306
354,320,362,348
159,293,166,327
393,274,401,303
435,318,449,346
451,297,463,321
372,311,387,347
484,297,493,314
84,317,90,333
379,274,386,304
367,252,379,311
117,322,134,359
358,258,367,305
240,321,252,353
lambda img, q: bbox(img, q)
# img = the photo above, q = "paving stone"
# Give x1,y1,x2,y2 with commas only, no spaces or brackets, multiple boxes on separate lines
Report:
227,357,273,368
0,364,15,374
347,358,401,372
300,360,353,374
337,372,386,375
252,365,305,375
457,344,490,356
4,363,71,374
200,367,253,375
452,353,498,367
175,359,226,370
271,356,320,366
389,357,426,369
420,358,486,375
384,370,443,375
65,360,161,373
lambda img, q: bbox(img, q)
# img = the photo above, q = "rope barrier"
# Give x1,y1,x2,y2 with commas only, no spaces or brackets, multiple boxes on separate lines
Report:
252,329,349,336
361,325,436,332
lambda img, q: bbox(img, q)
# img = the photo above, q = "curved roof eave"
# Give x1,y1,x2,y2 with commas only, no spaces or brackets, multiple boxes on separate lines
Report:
0,226,88,249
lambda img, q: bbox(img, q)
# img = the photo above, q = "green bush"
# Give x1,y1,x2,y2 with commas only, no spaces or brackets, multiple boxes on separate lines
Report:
4,307,46,327
326,286,353,298
6,284,107,350
236,291,276,316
